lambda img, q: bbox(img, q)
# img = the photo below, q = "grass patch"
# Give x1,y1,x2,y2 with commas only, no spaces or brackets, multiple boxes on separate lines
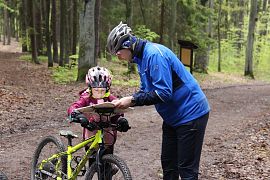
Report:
52,66,77,84
19,54,48,63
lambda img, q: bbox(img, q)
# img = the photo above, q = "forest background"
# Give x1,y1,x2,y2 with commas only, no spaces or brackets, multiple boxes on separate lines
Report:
0,0,270,84
1,1,270,179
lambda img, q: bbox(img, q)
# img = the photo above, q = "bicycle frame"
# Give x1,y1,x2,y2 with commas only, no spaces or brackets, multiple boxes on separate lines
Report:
38,130,103,180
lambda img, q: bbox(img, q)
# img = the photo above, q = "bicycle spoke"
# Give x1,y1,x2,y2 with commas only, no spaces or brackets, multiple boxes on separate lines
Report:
86,154,132,180
31,136,66,180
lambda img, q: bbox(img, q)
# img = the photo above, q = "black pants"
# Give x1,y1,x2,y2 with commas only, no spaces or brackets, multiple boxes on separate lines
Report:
161,113,209,180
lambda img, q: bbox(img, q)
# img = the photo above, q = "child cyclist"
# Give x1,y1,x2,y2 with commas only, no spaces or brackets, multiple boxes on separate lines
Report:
67,66,123,155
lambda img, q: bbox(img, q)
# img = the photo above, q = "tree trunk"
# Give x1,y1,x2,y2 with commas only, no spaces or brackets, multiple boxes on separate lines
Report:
159,0,165,44
194,0,210,73
245,0,257,78
28,0,39,64
72,0,78,55
217,0,222,72
15,0,19,42
20,0,28,52
6,0,11,45
51,0,58,63
64,0,70,64
138,0,146,24
207,0,213,70
237,0,245,51
78,0,96,81
95,0,101,59
3,2,8,45
125,0,136,74
0,20,2,42
169,0,177,50
67,0,72,54
224,0,229,39
45,0,53,67
260,0,268,36
262,0,267,11
35,0,43,55
59,0,66,66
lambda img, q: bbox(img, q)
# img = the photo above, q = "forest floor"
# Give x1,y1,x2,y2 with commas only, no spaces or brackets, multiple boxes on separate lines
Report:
0,41,270,179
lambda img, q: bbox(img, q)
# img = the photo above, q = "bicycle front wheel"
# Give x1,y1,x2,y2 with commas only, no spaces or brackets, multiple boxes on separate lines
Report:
31,136,67,180
85,154,132,180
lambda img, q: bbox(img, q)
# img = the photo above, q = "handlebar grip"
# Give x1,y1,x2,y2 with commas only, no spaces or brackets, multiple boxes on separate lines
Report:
116,117,131,132
70,117,81,123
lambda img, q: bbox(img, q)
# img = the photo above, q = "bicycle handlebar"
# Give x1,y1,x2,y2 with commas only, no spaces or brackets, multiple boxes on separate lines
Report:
69,111,131,132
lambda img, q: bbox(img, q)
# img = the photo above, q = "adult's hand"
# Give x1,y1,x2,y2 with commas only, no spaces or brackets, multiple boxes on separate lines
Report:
112,96,133,109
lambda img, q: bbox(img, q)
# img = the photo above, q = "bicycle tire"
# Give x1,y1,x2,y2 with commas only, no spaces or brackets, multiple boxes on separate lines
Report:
0,170,8,180
30,136,67,180
85,154,132,180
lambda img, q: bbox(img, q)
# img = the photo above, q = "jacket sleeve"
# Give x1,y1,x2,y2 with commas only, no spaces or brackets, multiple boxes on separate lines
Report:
132,91,163,106
133,53,173,106
67,93,89,115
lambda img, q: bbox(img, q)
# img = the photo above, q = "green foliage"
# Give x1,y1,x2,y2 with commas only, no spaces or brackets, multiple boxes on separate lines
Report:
19,54,47,62
0,1,15,13
209,39,245,73
19,36,29,49
99,58,140,87
113,79,139,87
253,33,270,81
19,54,77,84
52,56,140,86
177,0,214,50
69,54,79,60
52,66,77,84
133,25,160,41
209,32,270,82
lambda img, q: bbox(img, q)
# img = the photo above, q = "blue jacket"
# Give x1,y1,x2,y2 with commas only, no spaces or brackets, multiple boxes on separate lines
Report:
133,42,210,127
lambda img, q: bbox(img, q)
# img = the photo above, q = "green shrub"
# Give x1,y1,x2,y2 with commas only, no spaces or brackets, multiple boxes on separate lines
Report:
52,66,77,84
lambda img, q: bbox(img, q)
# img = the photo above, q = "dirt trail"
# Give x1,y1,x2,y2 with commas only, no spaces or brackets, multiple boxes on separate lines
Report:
0,49,269,179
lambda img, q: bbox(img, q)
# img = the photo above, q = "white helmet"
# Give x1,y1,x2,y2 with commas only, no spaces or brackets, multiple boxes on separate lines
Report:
106,21,132,54
85,66,112,89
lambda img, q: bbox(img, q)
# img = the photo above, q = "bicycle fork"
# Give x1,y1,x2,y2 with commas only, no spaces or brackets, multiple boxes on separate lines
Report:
96,145,106,179
96,128,110,180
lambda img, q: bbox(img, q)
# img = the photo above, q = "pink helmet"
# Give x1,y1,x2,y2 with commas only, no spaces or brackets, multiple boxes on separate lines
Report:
86,66,112,89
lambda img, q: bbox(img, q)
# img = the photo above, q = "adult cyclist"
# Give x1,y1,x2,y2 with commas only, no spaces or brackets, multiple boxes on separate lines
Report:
107,22,210,180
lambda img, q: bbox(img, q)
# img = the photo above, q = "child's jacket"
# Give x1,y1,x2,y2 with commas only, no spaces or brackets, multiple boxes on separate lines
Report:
67,89,122,145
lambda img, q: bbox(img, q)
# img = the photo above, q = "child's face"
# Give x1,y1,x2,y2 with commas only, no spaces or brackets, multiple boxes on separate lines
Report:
91,88,107,99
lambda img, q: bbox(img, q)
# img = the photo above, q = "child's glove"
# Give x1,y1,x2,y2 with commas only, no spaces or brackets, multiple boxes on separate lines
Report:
84,122,96,131
116,117,131,132
70,110,96,131
80,117,96,131
70,110,88,123
70,110,82,123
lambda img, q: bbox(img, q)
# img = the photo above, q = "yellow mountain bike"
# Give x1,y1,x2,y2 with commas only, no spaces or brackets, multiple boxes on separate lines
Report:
30,104,132,180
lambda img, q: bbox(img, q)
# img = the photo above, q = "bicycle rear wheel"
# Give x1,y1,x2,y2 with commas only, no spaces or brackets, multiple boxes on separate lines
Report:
31,136,67,180
85,154,132,180
0,170,8,180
